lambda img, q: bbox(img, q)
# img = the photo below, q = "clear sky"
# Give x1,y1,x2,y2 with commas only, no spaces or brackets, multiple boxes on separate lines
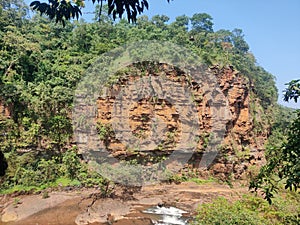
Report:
24,0,300,108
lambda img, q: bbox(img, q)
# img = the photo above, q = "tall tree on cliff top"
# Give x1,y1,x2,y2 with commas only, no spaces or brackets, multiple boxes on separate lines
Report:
29,0,172,25
190,13,213,33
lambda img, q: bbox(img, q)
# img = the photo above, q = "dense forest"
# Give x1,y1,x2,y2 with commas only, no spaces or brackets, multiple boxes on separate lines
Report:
0,0,287,192
0,0,299,224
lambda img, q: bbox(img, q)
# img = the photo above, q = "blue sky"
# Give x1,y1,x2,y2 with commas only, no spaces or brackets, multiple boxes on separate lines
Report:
142,0,300,108
25,0,300,108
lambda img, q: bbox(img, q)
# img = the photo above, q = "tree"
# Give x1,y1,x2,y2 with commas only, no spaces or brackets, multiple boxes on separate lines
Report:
190,13,214,33
0,0,282,192
214,29,233,43
250,79,300,203
284,79,300,102
30,0,171,25
151,14,169,28
0,0,28,29
231,28,249,54
171,15,189,30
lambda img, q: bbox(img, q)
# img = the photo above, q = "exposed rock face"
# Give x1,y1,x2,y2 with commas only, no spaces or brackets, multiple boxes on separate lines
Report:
95,64,270,179
209,66,267,179
95,64,269,179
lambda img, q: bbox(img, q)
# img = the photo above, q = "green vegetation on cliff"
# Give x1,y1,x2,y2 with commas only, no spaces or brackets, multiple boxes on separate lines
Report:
0,0,288,195
250,80,300,203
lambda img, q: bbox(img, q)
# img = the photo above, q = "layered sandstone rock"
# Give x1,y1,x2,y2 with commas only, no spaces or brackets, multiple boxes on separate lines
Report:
94,63,269,179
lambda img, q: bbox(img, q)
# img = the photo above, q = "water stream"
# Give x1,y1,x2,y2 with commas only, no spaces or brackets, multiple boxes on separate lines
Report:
143,205,190,225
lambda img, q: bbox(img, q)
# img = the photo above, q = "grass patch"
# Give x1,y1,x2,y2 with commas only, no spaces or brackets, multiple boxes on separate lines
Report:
0,185,41,194
55,177,81,187
0,177,82,195
189,177,217,185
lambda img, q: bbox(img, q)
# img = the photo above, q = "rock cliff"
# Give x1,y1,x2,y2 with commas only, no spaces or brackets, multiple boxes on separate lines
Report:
96,63,270,179
0,63,269,180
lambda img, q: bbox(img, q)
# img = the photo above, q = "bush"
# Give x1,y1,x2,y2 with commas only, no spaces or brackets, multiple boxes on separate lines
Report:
193,197,269,225
61,149,82,179
0,148,107,193
193,192,300,225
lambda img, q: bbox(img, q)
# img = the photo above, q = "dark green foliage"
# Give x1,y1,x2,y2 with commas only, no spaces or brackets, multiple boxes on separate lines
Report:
0,148,107,191
0,0,28,29
106,0,150,22
284,79,300,102
172,15,189,29
0,151,8,176
190,13,214,33
30,0,172,24
250,80,300,203
231,28,249,54
0,0,279,192
193,193,300,225
281,111,300,191
30,0,82,26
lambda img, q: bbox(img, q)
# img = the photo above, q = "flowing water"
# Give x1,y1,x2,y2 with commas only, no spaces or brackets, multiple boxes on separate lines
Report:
143,206,190,225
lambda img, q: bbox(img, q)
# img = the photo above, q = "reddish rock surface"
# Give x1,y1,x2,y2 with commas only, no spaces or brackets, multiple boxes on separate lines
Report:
93,64,270,179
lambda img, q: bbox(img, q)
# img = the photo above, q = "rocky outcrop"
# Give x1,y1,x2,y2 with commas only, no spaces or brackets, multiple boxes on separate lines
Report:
209,66,267,179
0,182,247,225
95,63,269,179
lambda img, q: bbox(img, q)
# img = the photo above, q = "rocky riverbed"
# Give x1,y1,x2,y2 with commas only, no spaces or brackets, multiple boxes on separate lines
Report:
0,181,247,225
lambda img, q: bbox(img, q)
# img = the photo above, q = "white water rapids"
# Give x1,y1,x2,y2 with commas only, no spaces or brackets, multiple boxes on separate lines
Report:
143,206,190,225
